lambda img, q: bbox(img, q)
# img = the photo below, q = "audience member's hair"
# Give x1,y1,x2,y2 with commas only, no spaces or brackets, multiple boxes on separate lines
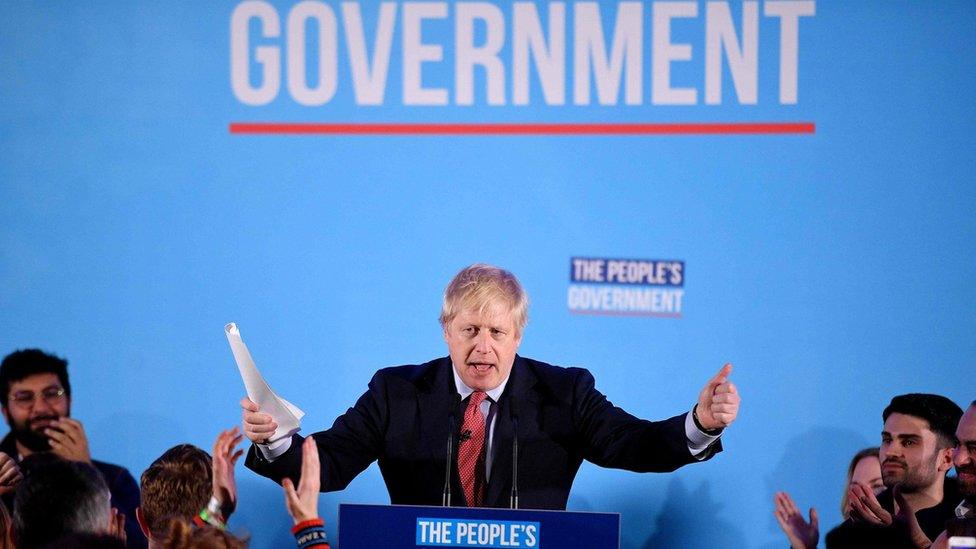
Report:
161,519,247,549
882,393,963,448
140,444,213,539
13,456,110,548
0,349,71,407
38,532,127,549
839,447,879,518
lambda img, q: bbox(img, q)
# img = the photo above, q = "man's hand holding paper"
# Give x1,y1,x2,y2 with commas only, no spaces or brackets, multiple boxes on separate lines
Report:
225,323,303,447
241,397,278,443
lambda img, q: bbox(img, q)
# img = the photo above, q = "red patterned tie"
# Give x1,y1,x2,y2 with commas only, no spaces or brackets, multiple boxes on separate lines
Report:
457,391,487,507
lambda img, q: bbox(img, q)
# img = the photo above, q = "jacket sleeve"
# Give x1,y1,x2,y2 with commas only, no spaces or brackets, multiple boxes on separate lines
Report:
245,371,390,492
571,368,720,472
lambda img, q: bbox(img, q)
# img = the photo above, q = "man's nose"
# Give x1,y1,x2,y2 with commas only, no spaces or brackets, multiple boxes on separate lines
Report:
955,446,971,466
885,444,904,458
474,331,492,353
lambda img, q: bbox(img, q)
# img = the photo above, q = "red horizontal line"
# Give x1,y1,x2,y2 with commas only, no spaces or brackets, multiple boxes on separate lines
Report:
570,309,683,318
229,122,814,135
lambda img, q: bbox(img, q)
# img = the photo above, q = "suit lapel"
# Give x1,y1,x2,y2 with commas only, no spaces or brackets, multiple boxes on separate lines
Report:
416,357,467,505
417,357,459,463
485,355,538,507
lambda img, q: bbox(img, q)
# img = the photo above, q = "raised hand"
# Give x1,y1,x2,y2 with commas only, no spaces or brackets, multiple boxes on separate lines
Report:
0,452,22,496
46,417,92,463
282,437,321,525
212,427,245,516
848,481,893,525
695,363,740,431
892,485,932,549
773,491,819,549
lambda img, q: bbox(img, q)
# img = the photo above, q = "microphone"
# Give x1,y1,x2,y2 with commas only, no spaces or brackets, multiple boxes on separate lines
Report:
509,398,520,509
442,393,462,506
459,430,472,443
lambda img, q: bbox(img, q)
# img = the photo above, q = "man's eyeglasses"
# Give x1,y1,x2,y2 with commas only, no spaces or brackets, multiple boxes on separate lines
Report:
8,387,66,407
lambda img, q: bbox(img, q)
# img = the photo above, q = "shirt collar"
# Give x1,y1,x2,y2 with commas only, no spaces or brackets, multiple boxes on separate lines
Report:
451,364,510,403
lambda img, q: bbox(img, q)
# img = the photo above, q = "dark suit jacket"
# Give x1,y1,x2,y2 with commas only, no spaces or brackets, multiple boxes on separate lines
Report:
245,355,721,510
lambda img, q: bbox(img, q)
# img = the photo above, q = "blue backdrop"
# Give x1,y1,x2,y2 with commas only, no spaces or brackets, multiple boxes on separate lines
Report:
1,1,974,547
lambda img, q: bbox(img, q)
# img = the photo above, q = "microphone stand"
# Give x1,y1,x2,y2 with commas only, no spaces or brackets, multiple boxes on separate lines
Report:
442,393,461,506
509,399,519,509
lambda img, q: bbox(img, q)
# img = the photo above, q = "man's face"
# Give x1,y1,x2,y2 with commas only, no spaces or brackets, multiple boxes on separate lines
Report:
953,406,976,498
444,304,521,392
1,373,70,452
880,412,949,492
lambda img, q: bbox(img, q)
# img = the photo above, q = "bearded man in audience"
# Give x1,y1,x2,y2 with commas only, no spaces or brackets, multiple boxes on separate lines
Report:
0,348,144,547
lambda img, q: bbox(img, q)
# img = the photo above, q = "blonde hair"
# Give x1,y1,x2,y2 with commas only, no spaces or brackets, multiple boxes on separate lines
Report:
439,264,528,335
840,447,880,519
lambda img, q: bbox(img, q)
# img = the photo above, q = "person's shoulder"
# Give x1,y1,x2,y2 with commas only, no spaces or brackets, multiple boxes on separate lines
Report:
375,357,449,380
91,459,137,486
519,356,592,377
517,357,596,393
370,357,451,392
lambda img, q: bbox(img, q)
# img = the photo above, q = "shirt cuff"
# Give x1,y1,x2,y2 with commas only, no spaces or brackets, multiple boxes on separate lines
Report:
685,410,721,458
256,433,295,461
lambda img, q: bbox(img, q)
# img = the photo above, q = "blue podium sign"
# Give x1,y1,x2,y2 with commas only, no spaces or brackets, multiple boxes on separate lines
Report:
338,504,619,549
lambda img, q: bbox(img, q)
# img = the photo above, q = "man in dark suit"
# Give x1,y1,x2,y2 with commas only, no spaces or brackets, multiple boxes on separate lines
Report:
242,264,740,510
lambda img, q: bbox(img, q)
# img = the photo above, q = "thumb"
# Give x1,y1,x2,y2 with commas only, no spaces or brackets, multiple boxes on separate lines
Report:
707,363,733,389
809,507,819,530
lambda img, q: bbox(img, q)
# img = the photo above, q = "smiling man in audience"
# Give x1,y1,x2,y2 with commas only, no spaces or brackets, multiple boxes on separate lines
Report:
0,348,145,548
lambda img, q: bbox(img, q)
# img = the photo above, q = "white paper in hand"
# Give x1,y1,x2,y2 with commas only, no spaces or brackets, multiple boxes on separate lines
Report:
225,322,304,443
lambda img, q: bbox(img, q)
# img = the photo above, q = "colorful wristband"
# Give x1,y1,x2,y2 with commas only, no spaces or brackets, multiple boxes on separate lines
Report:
292,518,329,548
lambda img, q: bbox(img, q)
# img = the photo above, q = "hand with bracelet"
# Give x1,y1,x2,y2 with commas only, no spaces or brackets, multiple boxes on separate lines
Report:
283,437,330,548
211,427,245,520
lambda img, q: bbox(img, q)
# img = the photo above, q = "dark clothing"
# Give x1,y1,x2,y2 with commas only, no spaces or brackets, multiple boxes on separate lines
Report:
825,479,961,548
246,355,720,510
0,432,146,549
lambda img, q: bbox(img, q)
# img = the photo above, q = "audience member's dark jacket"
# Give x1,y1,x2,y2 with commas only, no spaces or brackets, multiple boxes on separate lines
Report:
0,433,146,549
825,478,961,548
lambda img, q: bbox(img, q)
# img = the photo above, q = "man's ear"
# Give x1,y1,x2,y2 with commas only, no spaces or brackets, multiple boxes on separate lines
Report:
938,446,954,474
1,406,9,425
136,507,152,539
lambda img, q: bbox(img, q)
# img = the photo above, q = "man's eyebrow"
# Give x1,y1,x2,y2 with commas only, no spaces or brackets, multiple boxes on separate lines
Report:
896,434,922,441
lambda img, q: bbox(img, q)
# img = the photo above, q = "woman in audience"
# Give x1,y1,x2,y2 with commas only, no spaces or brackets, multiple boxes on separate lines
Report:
774,447,882,549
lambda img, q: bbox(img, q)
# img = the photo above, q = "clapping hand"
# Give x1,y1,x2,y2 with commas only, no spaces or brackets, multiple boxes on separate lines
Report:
282,437,321,525
773,491,819,549
212,427,245,516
